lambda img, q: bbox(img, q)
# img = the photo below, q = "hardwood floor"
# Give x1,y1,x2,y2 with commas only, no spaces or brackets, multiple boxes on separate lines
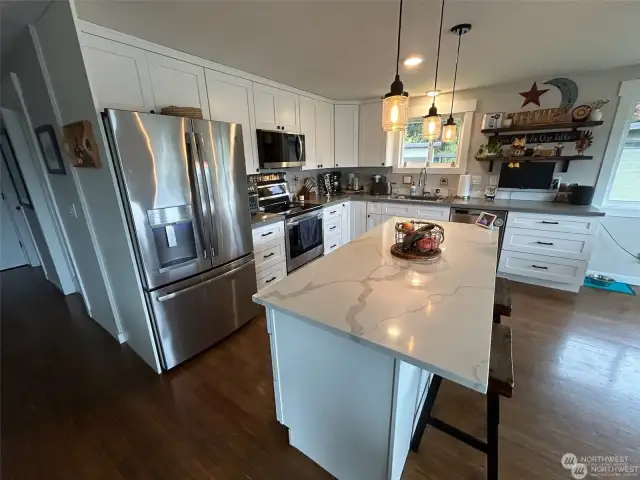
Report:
2,266,639,479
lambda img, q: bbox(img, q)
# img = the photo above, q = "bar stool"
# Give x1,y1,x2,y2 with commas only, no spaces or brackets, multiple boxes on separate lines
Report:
493,277,511,324
410,323,514,480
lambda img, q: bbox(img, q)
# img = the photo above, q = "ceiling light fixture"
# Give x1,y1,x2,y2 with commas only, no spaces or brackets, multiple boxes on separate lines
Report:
426,90,441,97
423,0,446,141
442,23,471,143
382,0,409,132
403,55,424,67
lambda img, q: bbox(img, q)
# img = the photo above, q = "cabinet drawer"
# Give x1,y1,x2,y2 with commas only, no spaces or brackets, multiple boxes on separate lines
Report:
252,221,284,248
367,202,382,215
381,202,415,217
257,261,287,290
507,212,601,235
324,217,341,238
323,205,342,221
324,233,341,255
255,238,286,273
502,227,594,261
414,206,450,222
498,251,587,285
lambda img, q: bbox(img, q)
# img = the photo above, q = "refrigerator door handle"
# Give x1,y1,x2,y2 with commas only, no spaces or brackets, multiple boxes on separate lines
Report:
185,132,209,259
193,131,217,258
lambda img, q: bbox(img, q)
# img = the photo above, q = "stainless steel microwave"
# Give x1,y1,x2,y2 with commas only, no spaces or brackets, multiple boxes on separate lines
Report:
257,130,305,169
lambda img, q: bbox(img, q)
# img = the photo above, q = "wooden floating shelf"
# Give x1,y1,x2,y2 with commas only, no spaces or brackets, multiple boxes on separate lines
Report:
481,120,603,134
475,155,594,173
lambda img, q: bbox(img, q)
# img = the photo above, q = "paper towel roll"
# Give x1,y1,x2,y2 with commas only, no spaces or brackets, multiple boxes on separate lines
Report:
457,174,472,199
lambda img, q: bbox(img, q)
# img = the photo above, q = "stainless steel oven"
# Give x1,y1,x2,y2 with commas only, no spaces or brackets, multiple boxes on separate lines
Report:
285,209,323,272
257,130,305,168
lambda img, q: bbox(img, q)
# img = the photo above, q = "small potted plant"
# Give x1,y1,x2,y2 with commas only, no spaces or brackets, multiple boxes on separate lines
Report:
589,100,609,121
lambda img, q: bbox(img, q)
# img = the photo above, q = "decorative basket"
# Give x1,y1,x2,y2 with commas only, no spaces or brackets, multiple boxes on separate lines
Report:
390,220,445,261
160,106,203,119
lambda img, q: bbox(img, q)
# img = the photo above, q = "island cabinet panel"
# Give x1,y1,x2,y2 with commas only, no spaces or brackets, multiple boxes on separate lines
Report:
268,308,417,480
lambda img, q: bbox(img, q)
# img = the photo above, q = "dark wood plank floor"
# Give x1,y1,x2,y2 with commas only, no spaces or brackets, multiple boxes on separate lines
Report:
2,266,639,479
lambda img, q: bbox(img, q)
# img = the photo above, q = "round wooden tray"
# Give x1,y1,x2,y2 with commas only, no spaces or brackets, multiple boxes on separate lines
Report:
389,243,442,261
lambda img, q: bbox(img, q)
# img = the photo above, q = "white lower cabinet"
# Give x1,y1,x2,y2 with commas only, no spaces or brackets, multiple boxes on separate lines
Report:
365,202,450,231
366,214,383,231
324,234,341,255
351,201,367,238
253,221,287,291
340,201,351,245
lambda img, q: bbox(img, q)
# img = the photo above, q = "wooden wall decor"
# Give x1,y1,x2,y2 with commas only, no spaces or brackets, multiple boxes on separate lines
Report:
62,120,102,168
519,82,549,107
543,78,578,111
495,130,582,145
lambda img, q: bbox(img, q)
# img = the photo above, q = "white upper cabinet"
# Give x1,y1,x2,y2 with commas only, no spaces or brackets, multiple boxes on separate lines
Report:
334,105,359,168
80,33,155,112
253,84,300,132
359,101,388,167
205,69,259,174
146,52,210,119
299,97,317,170
315,101,334,169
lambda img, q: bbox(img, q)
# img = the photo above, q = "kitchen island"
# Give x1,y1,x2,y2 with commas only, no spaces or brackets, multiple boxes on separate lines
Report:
253,218,499,480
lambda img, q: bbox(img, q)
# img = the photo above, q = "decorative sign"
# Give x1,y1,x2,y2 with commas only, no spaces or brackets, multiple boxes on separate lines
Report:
512,108,568,126
496,130,581,145
544,78,578,111
62,120,102,168
519,82,549,107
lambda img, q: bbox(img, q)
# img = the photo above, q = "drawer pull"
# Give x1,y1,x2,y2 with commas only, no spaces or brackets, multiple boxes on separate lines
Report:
540,221,559,225
261,232,273,237
535,241,554,246
531,264,548,270
263,252,275,259
330,210,337,214
330,244,337,249
265,276,277,284
329,226,337,230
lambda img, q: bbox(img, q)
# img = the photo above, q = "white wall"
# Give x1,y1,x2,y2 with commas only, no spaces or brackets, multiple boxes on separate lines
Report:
35,1,161,371
589,216,640,285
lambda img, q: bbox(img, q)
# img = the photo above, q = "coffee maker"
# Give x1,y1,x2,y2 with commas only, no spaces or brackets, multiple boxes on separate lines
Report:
370,174,392,195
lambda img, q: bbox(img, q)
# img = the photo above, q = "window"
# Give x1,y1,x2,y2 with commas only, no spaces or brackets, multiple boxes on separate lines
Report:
607,103,640,203
401,114,464,169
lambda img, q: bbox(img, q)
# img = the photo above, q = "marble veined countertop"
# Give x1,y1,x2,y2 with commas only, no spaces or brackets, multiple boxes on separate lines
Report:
253,218,500,393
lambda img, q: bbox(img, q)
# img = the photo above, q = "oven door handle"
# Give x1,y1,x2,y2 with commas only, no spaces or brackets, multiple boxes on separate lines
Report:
287,214,322,227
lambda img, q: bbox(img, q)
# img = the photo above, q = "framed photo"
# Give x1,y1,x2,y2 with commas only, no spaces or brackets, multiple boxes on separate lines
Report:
35,124,66,175
481,112,504,130
475,211,497,229
484,185,498,199
0,128,33,208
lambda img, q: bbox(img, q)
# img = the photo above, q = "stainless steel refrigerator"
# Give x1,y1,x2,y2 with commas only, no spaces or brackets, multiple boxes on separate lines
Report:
104,110,258,370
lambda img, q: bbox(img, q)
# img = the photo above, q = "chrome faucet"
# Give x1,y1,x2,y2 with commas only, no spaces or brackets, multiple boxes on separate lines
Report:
418,168,427,194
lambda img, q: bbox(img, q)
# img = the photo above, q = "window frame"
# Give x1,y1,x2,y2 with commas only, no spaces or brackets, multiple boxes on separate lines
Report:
594,79,640,217
392,98,477,174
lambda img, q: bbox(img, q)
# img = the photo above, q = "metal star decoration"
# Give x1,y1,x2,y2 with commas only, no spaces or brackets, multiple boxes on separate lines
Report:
519,82,549,107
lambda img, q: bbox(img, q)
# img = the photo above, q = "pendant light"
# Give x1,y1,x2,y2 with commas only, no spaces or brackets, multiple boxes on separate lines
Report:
442,24,471,143
382,0,409,132
423,0,446,141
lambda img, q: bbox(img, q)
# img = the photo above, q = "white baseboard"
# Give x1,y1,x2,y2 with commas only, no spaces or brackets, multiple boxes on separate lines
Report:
587,270,640,287
117,332,127,344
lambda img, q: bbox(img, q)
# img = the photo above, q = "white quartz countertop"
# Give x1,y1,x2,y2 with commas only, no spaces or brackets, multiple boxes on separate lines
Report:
253,219,499,393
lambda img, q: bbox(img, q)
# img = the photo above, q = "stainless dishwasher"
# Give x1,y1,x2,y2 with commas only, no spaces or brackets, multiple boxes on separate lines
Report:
449,208,507,257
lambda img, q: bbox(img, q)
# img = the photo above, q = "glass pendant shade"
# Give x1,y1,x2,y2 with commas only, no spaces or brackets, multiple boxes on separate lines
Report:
382,90,409,131
422,104,441,141
442,116,456,142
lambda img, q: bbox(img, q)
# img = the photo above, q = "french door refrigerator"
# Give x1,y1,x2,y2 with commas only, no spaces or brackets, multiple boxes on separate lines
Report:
104,110,258,370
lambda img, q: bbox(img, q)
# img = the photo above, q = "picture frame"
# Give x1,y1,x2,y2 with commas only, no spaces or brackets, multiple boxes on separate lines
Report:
0,128,33,208
481,112,504,130
34,124,66,175
484,185,498,199
475,211,497,229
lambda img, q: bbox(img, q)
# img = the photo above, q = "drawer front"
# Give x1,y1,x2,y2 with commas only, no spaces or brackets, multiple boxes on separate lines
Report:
414,206,450,222
252,221,285,248
324,233,341,255
324,217,341,238
507,212,601,235
367,202,382,215
255,238,286,273
498,251,587,285
381,202,415,217
503,227,594,261
323,205,342,221
257,261,287,290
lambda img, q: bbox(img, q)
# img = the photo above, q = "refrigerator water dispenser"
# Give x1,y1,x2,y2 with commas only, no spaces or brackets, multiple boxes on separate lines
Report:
148,205,198,269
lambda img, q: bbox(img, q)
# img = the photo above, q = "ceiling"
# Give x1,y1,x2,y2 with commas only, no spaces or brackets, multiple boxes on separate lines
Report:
0,1,50,60
76,0,640,100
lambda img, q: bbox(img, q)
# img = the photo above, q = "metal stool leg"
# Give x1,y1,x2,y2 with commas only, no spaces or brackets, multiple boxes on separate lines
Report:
487,391,500,480
410,375,442,452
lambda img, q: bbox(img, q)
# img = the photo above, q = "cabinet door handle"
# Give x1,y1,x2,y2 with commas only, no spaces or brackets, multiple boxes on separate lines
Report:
329,226,337,230
265,276,277,284
330,244,337,249
261,232,273,237
540,221,559,225
535,241,554,246
330,210,337,214
531,264,548,270
263,252,275,259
